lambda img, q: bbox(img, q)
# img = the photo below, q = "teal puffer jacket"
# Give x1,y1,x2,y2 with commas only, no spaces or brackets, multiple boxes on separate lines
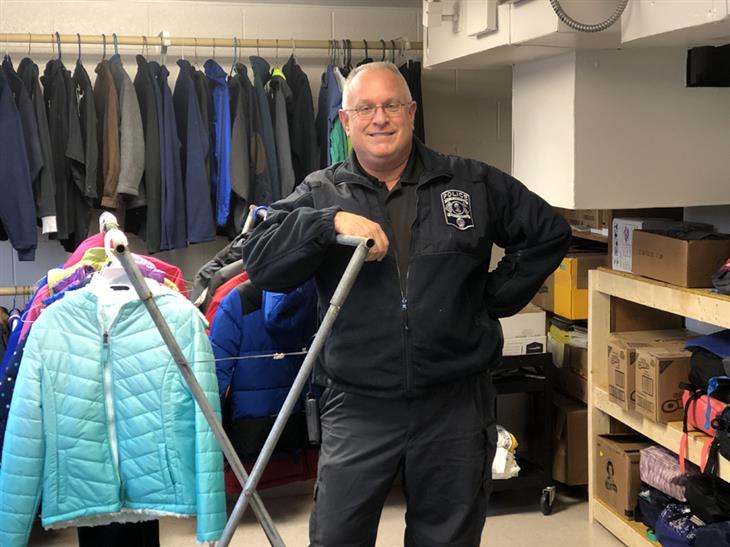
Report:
0,288,227,546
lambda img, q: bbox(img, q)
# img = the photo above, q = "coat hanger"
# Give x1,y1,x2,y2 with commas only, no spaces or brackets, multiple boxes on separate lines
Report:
357,39,373,67
256,38,260,57
55,31,62,61
113,32,118,56
380,39,386,62
290,38,296,60
142,35,148,58
159,35,165,65
27,32,32,57
102,33,107,60
271,39,286,79
212,37,216,61
229,37,238,76
390,40,396,64
194,37,199,69
77,33,82,63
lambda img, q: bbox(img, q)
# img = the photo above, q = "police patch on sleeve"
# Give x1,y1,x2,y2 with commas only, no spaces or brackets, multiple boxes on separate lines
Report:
441,190,474,231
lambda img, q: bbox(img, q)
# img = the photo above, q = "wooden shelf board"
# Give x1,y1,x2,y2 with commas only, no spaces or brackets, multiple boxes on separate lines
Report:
593,387,730,481
593,499,657,547
592,268,730,329
571,226,609,244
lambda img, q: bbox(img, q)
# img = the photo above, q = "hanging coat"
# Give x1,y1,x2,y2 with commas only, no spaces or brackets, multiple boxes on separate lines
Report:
129,55,162,253
2,56,42,193
236,64,273,208
154,63,187,250
72,59,99,202
93,58,121,208
204,59,231,227
249,56,281,201
108,54,144,200
0,70,37,261
227,66,251,205
400,60,425,143
282,54,318,186
17,58,57,234
193,68,214,194
267,72,295,197
174,59,215,244
42,59,89,251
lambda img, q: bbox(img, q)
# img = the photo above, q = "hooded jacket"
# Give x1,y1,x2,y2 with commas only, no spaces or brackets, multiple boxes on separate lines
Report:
267,71,295,197
93,58,121,209
72,59,99,202
209,279,317,457
249,56,280,201
0,287,227,546
242,139,571,398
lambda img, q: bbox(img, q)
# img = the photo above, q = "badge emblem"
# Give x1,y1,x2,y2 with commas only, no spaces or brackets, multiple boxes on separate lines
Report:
441,190,474,231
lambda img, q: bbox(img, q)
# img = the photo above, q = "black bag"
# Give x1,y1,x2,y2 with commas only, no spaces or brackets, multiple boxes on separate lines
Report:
685,439,730,523
637,483,673,531
689,348,730,402
695,521,730,547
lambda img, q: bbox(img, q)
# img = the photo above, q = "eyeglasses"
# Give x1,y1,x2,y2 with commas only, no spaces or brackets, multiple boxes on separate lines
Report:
343,102,410,120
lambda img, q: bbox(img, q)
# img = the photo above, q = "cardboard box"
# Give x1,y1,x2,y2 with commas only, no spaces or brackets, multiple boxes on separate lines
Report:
595,435,652,520
532,274,554,313
503,336,546,356
612,218,688,273
548,334,588,402
610,298,683,333
533,252,606,319
553,393,588,485
499,304,546,339
558,208,611,230
631,230,730,288
607,330,691,411
635,345,692,423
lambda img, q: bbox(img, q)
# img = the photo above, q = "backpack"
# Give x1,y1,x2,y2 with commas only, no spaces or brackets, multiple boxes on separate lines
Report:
654,504,700,547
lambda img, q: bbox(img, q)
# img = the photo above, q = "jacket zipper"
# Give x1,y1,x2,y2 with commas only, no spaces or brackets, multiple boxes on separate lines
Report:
101,331,123,498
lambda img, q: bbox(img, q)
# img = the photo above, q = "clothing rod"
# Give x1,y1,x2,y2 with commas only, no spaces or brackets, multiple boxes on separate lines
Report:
0,286,35,297
0,33,421,51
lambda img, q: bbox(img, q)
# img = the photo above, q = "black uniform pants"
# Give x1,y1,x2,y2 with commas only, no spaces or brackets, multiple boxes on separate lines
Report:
309,374,497,547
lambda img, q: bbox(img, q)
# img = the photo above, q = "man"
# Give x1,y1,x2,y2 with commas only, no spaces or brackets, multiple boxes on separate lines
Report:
242,62,571,547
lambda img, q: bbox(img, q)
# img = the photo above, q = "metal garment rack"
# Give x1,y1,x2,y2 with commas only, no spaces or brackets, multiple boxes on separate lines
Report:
100,212,372,546
0,32,421,55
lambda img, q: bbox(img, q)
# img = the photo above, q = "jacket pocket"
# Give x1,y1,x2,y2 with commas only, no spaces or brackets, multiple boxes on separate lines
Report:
158,443,176,490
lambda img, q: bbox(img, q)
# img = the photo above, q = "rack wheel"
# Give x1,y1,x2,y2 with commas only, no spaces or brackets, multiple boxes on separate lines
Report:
540,486,556,515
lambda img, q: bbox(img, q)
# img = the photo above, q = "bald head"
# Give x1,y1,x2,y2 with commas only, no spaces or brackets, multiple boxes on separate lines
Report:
341,62,412,110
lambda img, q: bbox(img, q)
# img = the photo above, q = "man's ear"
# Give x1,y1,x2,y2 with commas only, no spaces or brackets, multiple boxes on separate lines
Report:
408,101,417,125
338,109,350,136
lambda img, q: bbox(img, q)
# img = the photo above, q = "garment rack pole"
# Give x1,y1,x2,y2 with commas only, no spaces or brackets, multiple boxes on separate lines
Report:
0,286,35,297
218,225,374,546
0,33,421,51
98,212,284,547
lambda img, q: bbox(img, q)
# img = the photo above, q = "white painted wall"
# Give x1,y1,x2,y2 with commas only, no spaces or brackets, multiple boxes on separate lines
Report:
0,0,513,303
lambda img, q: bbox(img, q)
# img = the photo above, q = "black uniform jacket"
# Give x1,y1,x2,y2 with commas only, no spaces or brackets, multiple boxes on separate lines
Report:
242,139,571,398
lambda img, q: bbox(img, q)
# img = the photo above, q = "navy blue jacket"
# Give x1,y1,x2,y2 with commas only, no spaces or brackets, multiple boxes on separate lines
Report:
204,60,231,227
209,279,317,420
174,59,215,244
0,70,37,261
155,63,187,250
17,58,57,226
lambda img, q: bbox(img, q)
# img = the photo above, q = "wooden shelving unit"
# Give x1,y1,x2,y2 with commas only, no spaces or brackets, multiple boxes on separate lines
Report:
571,227,609,244
587,268,730,544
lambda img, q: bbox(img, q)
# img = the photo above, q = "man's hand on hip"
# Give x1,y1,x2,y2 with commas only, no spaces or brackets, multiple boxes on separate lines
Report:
334,211,389,262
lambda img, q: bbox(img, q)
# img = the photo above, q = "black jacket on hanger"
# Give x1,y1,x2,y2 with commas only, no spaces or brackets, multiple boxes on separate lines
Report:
249,56,280,201
128,55,162,253
174,59,215,244
227,64,252,205
193,68,214,189
72,59,99,202
281,55,318,188
42,59,89,251
400,60,425,144
17,58,57,231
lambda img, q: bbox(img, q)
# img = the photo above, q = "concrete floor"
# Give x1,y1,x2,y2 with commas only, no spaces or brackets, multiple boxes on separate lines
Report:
28,484,623,546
